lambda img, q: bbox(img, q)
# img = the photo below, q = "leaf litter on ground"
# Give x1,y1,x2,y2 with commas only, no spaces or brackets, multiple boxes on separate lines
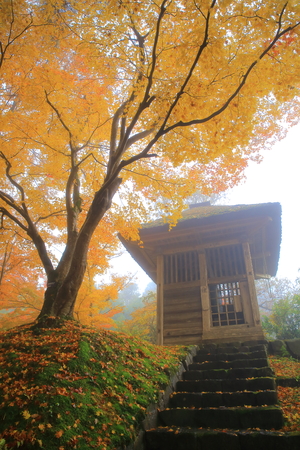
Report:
269,355,300,432
0,320,189,450
1,323,300,449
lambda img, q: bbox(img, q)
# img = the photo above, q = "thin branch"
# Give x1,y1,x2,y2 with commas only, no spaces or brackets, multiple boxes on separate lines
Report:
106,0,168,176
45,91,73,143
112,6,300,174
0,207,28,232
160,0,216,131
163,24,300,134
0,151,26,203
89,152,107,168
122,167,184,186
0,1,49,71
76,116,111,153
35,210,66,224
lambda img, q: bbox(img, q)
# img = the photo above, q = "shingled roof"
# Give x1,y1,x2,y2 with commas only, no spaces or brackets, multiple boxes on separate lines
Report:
119,202,282,281
142,202,269,230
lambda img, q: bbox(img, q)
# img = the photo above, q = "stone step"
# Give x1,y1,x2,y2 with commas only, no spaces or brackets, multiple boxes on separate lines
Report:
144,340,287,450
183,366,274,381
189,357,269,370
193,349,267,362
158,405,284,430
176,376,276,393
196,343,267,355
145,427,300,450
169,390,278,408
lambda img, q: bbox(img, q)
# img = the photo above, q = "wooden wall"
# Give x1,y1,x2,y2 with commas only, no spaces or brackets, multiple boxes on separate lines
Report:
163,284,202,345
158,242,263,345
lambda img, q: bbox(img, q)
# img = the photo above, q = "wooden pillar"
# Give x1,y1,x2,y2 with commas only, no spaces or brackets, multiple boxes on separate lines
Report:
242,242,261,326
199,250,210,334
156,254,164,345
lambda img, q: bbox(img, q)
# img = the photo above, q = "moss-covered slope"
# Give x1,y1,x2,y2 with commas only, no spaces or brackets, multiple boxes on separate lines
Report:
0,321,188,449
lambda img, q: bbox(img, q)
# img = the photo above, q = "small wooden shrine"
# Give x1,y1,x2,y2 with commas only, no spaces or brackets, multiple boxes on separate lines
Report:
119,202,281,345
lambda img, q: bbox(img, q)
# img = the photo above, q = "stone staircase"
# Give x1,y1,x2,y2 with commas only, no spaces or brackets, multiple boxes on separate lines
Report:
145,341,300,450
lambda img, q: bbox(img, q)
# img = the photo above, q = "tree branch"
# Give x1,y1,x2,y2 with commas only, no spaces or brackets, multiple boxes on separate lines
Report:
162,21,300,134
160,0,216,130
106,0,167,178
45,91,73,142
0,153,53,275
35,210,66,224
110,3,300,174
0,207,28,232
124,127,156,150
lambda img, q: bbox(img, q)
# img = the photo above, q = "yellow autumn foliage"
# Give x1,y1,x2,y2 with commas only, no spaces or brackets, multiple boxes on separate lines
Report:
0,0,299,318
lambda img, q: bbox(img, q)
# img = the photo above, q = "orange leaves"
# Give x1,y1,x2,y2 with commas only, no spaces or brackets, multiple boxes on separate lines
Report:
269,356,300,431
118,290,157,343
55,430,64,439
269,356,300,379
0,233,45,330
22,410,31,420
277,386,300,431
0,0,300,324
74,272,127,329
0,320,190,449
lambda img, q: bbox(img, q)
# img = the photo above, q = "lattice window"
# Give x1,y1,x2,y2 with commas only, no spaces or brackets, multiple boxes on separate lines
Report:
209,282,245,327
206,244,246,278
164,251,200,284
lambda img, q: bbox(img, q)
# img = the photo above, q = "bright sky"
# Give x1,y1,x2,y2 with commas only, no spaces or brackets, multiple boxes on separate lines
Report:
114,124,300,292
226,123,300,282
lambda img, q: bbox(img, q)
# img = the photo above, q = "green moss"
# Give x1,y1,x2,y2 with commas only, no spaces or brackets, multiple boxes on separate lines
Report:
0,322,188,449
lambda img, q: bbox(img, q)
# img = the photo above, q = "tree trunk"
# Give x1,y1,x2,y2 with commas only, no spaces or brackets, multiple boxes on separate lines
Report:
37,178,122,321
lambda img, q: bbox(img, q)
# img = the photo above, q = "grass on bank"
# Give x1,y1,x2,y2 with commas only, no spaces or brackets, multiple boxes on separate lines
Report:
0,320,189,450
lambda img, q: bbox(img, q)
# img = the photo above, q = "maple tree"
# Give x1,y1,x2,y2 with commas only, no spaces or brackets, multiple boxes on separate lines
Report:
0,231,45,328
0,230,125,329
118,290,157,343
1,0,300,321
73,271,126,329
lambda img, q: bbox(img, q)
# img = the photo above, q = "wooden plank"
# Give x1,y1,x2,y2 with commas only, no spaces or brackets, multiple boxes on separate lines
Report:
239,281,254,326
164,326,201,335
163,327,202,337
164,294,200,303
164,335,202,345
164,303,200,311
162,269,202,343
164,314,202,325
156,254,164,345
175,253,178,283
164,286,200,298
199,250,210,333
164,300,199,308
164,280,201,290
203,324,264,341
164,298,199,307
164,301,201,311
242,242,261,326
207,275,247,284
164,302,200,311
155,238,241,256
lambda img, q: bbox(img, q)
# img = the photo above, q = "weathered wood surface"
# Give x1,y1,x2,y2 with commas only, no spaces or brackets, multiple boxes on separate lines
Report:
163,286,202,345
